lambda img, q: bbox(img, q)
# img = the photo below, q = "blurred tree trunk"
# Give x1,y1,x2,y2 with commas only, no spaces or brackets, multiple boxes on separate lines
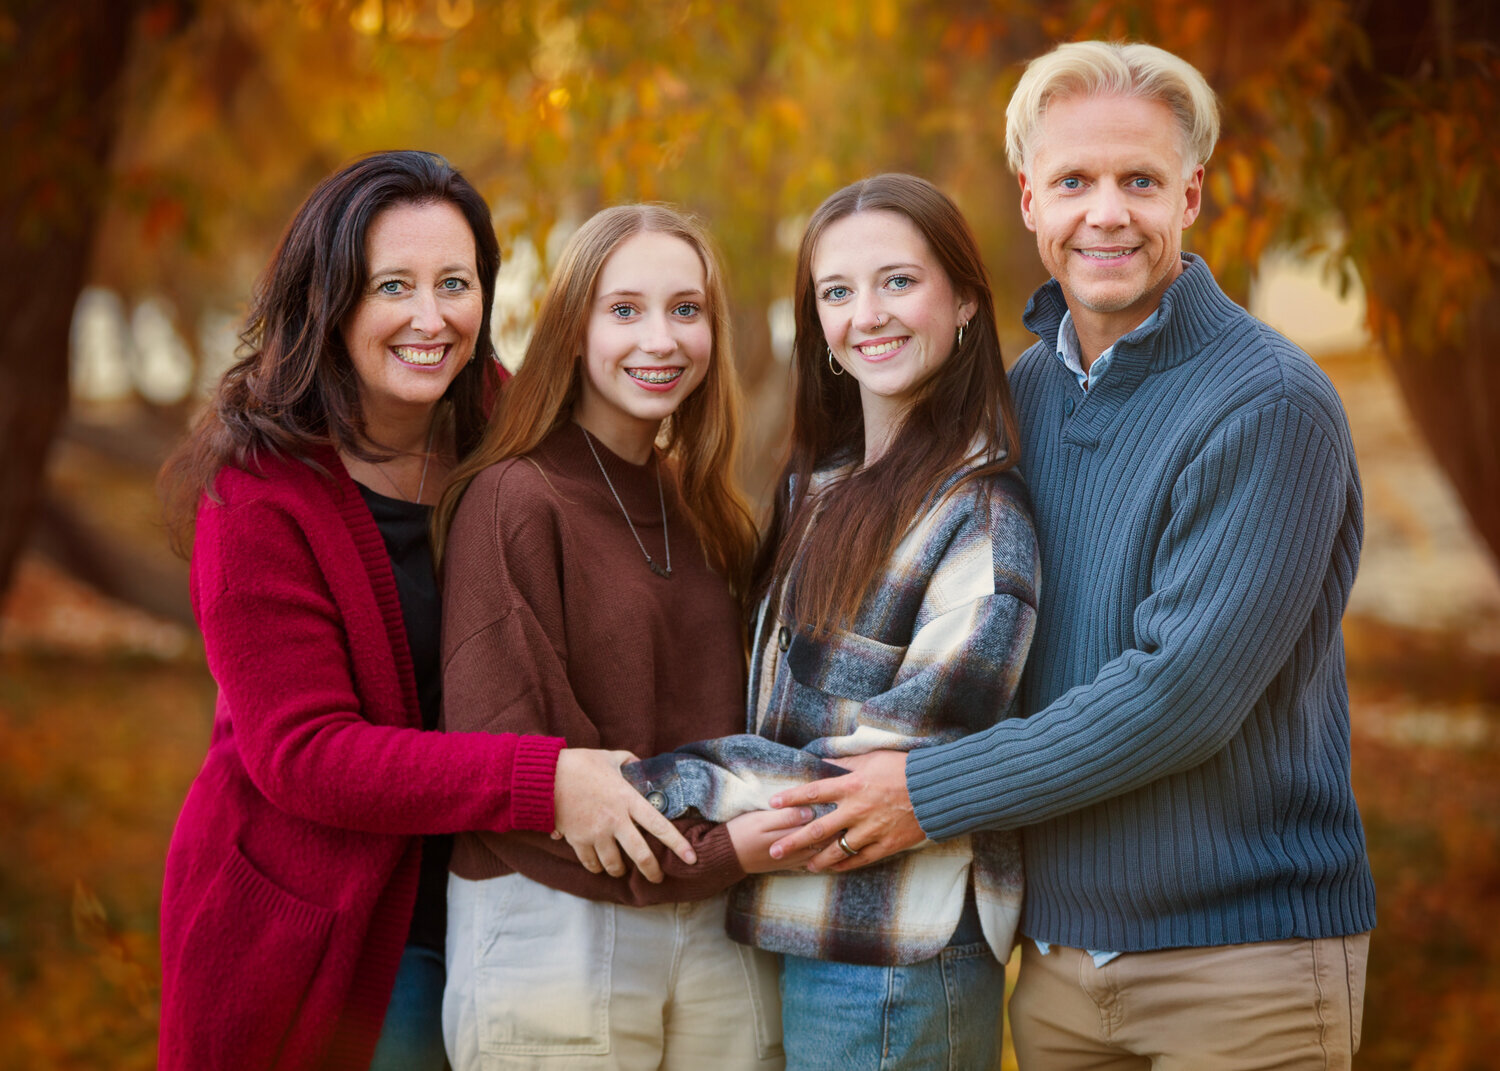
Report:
1369,268,1500,563
1349,0,1500,564
0,2,147,601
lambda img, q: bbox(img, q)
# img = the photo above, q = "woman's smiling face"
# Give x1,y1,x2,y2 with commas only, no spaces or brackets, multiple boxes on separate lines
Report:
573,229,712,460
813,209,975,438
340,200,482,427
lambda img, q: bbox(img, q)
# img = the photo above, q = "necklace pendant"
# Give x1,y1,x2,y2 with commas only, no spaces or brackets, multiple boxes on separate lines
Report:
581,427,673,581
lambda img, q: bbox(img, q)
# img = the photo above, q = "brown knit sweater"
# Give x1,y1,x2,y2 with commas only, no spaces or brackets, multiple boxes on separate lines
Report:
441,421,747,904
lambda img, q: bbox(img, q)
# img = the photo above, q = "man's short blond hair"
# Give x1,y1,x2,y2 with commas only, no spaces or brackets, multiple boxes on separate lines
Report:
1005,40,1220,177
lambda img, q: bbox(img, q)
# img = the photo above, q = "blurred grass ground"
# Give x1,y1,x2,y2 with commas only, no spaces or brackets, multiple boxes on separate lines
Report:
2,346,1497,1069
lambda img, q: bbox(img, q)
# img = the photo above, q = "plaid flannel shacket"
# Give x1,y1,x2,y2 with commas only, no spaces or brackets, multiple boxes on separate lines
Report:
628,458,1039,966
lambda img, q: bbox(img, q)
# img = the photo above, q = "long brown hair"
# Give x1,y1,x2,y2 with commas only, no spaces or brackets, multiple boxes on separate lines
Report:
159,150,503,553
434,204,757,597
757,173,1022,633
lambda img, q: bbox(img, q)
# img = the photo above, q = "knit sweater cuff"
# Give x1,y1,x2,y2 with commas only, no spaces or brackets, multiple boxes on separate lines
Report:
510,736,566,832
905,740,974,842
686,822,744,884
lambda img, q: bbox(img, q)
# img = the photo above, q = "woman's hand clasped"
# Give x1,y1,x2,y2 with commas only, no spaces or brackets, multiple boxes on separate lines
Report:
725,807,819,874
552,748,698,882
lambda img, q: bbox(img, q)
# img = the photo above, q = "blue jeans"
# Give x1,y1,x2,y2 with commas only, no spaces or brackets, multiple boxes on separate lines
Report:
370,944,449,1071
779,943,1006,1070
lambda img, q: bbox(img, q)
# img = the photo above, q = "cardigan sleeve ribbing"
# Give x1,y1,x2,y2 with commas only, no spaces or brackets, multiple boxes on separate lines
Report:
908,395,1352,837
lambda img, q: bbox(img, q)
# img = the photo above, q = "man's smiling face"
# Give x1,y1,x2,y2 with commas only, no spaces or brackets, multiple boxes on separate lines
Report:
1019,93,1204,341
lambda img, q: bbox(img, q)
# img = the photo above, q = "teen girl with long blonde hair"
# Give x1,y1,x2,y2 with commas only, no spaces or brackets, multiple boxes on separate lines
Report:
433,205,810,1071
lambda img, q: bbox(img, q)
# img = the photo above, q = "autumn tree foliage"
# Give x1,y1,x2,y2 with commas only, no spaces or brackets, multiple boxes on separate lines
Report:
1318,1,1500,569
3,0,1497,602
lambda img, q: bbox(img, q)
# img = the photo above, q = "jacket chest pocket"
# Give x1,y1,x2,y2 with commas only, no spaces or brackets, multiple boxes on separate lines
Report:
773,628,908,741
785,627,908,700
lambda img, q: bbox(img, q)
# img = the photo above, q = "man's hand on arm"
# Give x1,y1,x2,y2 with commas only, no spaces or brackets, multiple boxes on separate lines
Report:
765,750,925,873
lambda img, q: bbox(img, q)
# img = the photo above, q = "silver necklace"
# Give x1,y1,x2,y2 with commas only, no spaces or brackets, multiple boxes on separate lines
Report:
581,427,672,579
372,418,436,503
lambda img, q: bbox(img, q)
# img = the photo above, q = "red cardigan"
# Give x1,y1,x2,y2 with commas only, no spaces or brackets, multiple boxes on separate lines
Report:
158,449,563,1071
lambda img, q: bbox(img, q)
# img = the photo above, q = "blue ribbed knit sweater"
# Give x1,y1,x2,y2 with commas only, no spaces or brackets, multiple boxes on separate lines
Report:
906,254,1376,952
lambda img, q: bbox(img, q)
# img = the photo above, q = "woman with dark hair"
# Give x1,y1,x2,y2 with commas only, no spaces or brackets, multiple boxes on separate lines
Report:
626,173,1039,1067
157,152,697,1071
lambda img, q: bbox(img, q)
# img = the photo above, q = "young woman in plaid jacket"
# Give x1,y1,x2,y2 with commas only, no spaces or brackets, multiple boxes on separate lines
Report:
629,174,1038,1069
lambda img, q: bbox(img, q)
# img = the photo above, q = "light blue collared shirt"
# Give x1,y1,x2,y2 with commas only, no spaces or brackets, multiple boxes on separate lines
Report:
1053,308,1161,393
1032,939,1122,969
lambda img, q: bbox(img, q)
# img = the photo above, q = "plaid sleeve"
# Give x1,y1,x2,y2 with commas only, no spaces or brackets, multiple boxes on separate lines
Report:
625,734,846,822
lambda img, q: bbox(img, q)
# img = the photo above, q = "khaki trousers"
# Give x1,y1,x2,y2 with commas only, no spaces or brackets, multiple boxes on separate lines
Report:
1010,934,1370,1071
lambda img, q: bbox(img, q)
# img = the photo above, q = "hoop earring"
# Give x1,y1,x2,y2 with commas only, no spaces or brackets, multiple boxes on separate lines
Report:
957,322,966,348
827,346,844,376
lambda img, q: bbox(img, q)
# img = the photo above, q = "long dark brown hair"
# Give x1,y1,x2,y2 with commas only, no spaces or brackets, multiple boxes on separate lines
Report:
434,204,758,597
160,150,502,553
757,173,1022,633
